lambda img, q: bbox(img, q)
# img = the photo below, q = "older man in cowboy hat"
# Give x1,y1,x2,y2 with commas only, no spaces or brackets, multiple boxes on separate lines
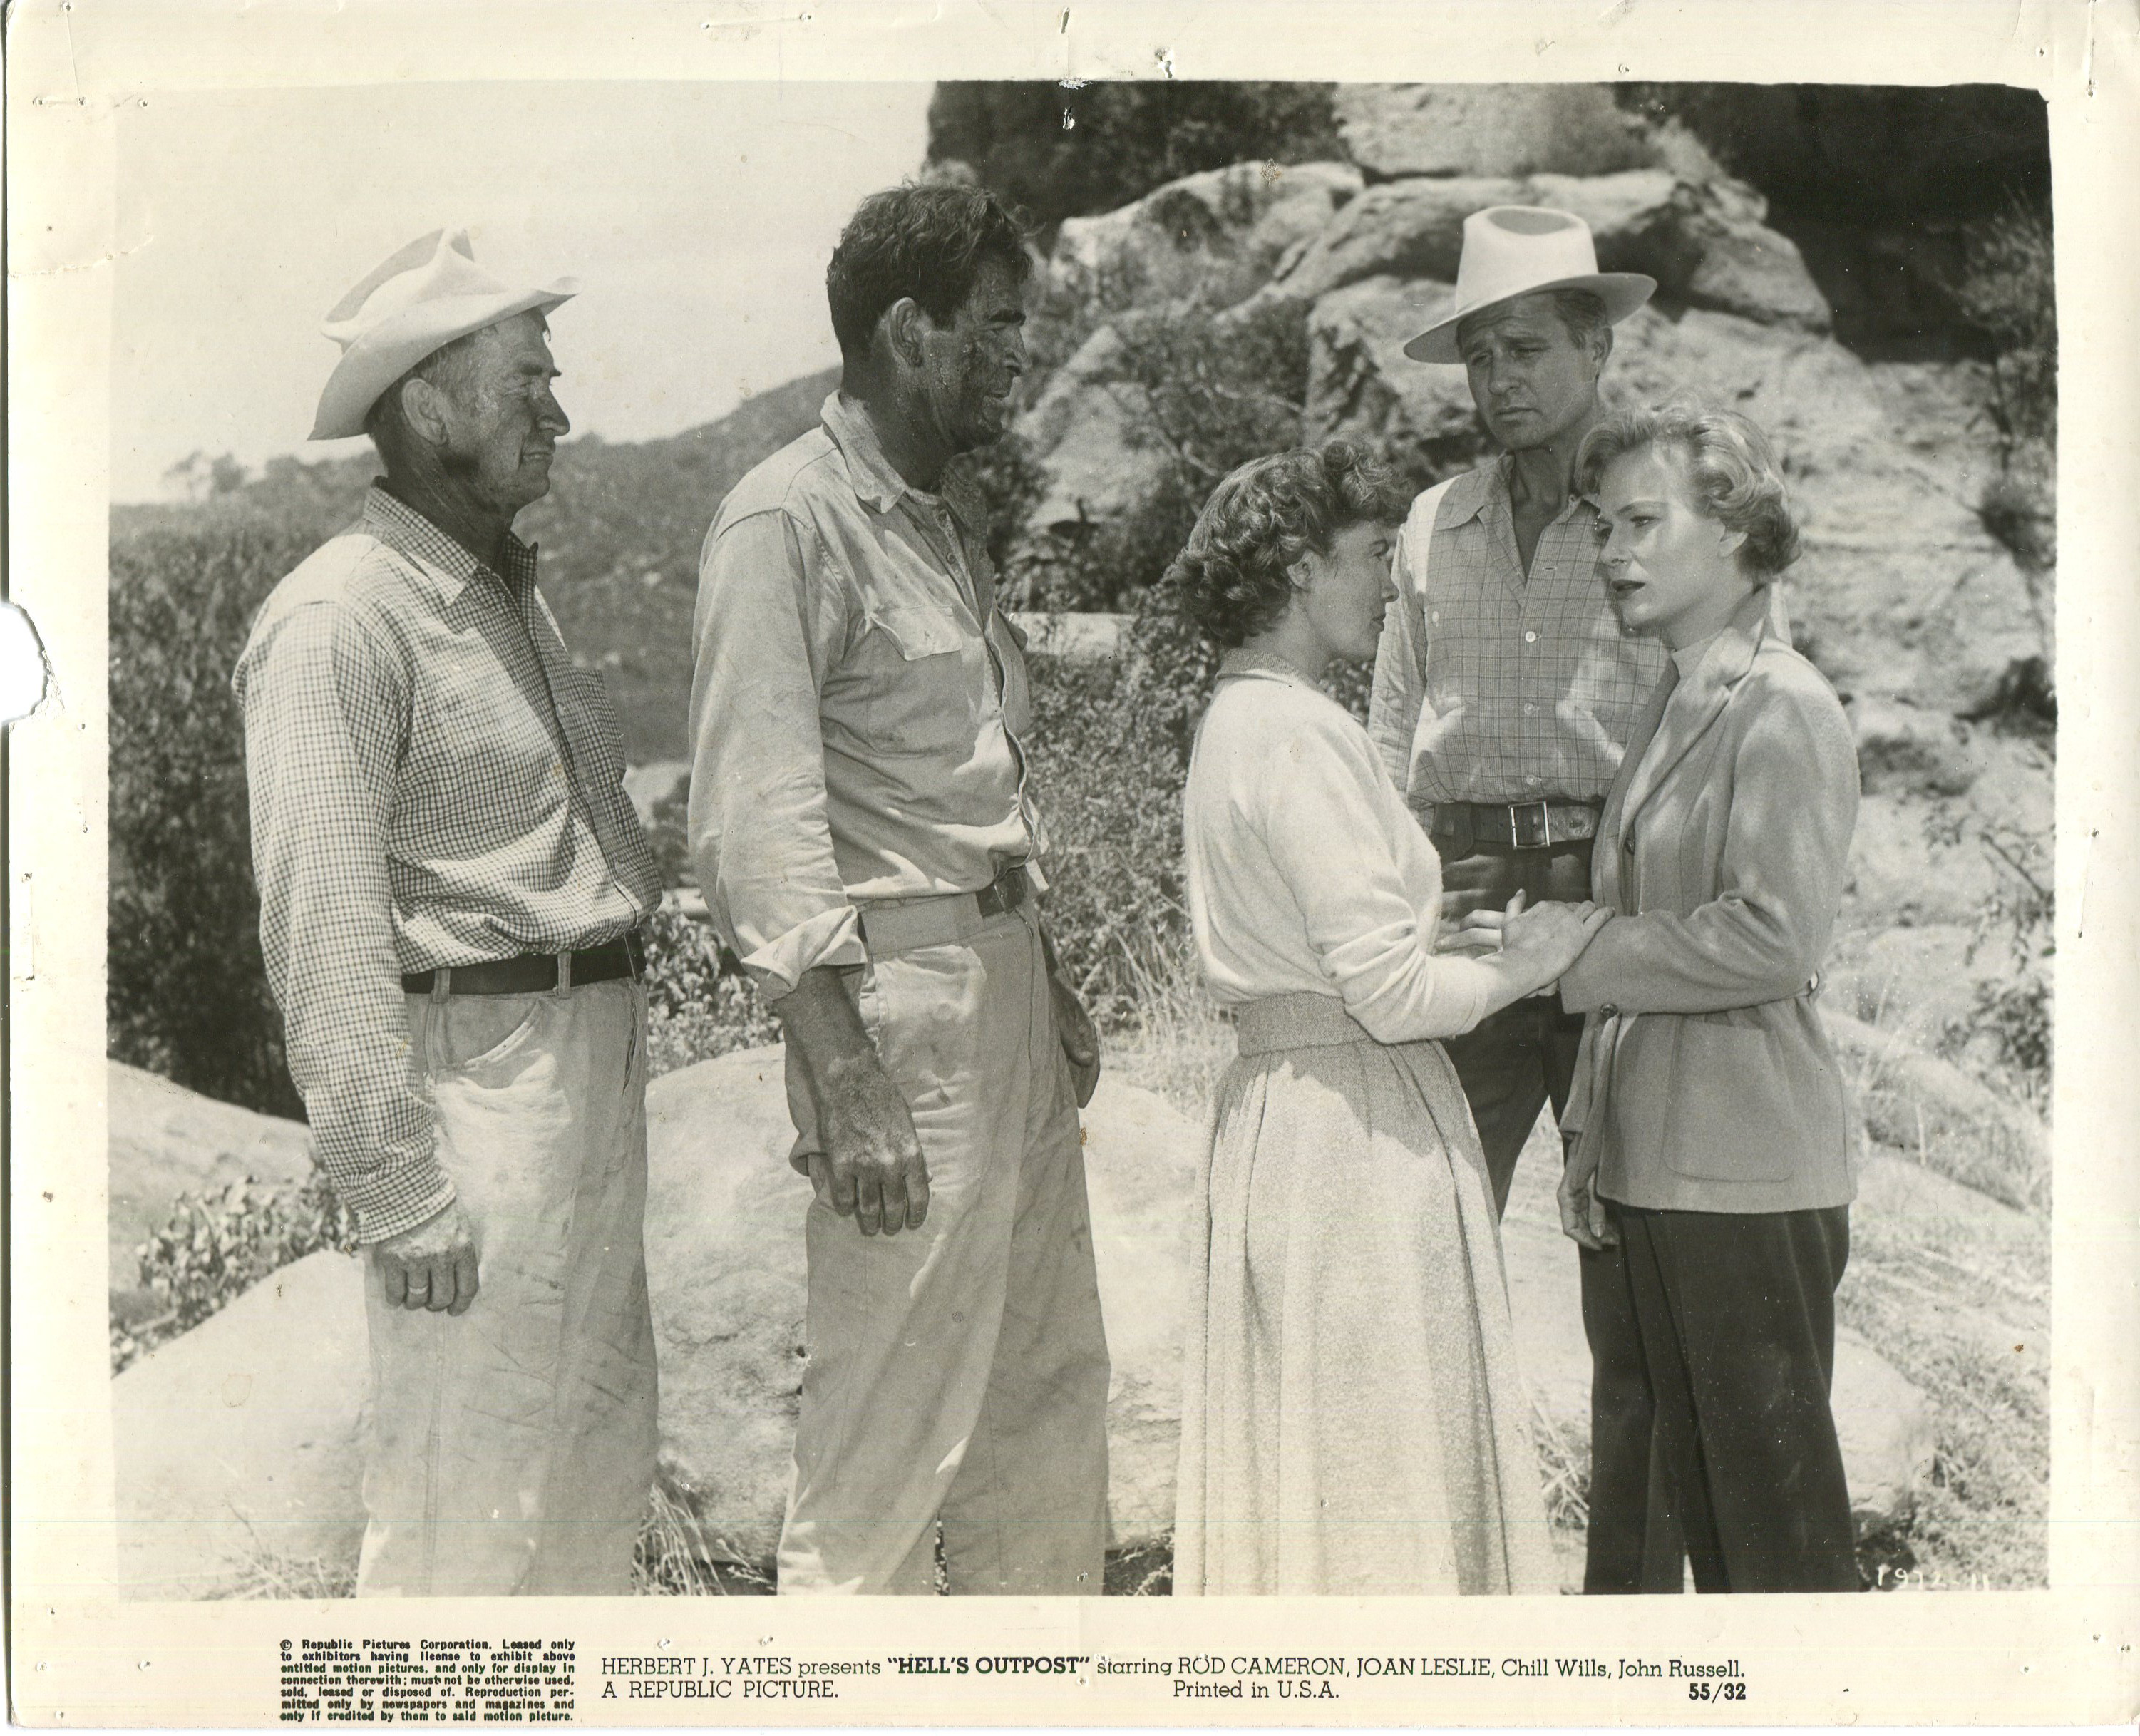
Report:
1368,206,1668,1215
234,229,662,1596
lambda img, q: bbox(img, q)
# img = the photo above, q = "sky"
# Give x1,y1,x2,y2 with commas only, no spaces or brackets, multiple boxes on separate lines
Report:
109,81,933,500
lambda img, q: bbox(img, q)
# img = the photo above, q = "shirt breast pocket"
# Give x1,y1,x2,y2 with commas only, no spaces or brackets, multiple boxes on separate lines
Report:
860,604,979,757
556,666,629,785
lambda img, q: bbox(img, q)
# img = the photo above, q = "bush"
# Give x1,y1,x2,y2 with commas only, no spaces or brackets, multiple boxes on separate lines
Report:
1014,292,1311,614
1949,196,2057,454
110,1174,358,1372
110,518,323,1119
639,903,781,1075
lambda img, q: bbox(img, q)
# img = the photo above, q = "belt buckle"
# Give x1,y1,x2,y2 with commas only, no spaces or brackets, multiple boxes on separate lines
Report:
1510,801,1551,849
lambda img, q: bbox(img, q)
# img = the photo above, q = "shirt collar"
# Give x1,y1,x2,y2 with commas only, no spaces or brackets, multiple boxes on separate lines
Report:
819,391,983,533
1439,454,1600,530
363,483,538,601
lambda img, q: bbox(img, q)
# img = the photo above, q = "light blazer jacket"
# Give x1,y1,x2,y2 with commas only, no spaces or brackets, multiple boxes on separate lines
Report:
1558,585,1861,1213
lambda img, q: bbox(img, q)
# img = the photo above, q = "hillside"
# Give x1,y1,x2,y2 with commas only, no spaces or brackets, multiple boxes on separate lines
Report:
115,364,840,761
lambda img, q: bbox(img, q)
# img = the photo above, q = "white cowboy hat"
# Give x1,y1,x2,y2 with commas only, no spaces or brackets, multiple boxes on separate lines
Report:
1403,205,1655,365
309,228,577,441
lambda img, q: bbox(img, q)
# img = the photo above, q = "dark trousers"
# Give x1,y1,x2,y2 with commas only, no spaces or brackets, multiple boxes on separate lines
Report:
1580,1202,1860,1594
1434,838,1594,1214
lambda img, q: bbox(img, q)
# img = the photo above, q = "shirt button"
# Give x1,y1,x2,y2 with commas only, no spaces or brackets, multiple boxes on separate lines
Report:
1526,776,1542,787
1603,1003,1620,1018
1430,610,1440,623
1523,703,1538,716
1523,630,1538,644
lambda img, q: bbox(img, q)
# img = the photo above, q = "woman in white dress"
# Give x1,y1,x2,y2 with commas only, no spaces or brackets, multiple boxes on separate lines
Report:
1170,442,1609,1596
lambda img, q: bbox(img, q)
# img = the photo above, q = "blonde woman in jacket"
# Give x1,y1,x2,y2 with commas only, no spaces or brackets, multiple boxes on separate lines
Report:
1546,405,1862,1593
1170,441,1609,1596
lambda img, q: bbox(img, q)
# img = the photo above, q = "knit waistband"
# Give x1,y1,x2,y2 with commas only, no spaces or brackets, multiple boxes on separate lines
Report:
1234,992,1374,1057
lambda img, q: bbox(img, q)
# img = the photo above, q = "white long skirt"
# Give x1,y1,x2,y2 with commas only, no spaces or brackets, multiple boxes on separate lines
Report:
1173,992,1556,1596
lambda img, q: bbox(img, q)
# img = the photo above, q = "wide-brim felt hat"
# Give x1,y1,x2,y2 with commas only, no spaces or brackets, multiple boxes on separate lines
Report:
310,227,577,440
1404,205,1655,365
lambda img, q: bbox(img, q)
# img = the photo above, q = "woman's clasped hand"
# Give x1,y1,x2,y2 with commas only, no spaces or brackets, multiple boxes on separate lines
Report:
1436,888,1611,996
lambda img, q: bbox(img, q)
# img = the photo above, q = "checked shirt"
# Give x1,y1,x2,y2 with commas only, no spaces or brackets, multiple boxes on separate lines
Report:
1369,457,1668,812
233,486,659,1243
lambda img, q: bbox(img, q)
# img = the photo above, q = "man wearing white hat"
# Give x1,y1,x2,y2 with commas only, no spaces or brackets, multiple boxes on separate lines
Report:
1368,206,1669,1214
234,230,663,1596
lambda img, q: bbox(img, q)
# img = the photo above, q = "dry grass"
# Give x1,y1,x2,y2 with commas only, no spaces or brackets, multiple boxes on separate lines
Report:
630,1483,776,1596
204,1549,359,1601
1105,934,1234,1119
1531,1399,1593,1534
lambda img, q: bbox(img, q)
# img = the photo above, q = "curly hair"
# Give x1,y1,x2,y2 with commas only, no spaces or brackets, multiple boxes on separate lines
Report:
1168,441,1408,650
825,183,1032,363
1576,403,1802,577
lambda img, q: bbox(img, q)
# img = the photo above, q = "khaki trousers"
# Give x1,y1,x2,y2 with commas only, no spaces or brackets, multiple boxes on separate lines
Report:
778,902,1111,1595
356,977,659,1596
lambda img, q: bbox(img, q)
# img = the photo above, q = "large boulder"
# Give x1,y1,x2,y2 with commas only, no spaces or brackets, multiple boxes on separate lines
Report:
640,1046,1202,1563
1014,325,1177,534
113,1247,368,1598
1334,84,1662,181
110,1056,1943,1591
1280,169,1829,332
107,1059,316,1324
1303,277,2044,719
1503,1167,1935,1535
1047,159,1362,317
1015,289,1309,537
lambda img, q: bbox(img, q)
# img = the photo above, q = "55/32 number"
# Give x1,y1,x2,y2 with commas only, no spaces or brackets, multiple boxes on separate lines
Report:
1688,1682,1747,1701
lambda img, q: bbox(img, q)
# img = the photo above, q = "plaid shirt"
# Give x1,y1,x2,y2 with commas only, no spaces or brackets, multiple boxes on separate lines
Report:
233,486,659,1242
1368,457,1667,811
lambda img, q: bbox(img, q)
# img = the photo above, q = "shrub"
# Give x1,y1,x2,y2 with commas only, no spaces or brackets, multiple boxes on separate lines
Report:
110,1174,359,1372
1024,654,1197,1030
109,518,323,1119
639,902,781,1076
1940,818,2052,1106
1015,293,1312,614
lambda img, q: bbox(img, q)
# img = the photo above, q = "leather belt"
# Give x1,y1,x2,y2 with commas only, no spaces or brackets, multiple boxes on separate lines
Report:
401,930,645,997
972,862,1032,920
855,863,1030,955
1432,798,1600,852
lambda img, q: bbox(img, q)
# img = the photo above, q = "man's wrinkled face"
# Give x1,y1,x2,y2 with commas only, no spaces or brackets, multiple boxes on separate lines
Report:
1457,294,1605,453
433,311,570,517
915,257,1028,456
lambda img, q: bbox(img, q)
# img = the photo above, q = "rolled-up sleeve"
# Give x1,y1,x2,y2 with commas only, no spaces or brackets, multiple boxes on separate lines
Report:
1260,710,1498,1044
687,505,865,1000
238,604,453,1244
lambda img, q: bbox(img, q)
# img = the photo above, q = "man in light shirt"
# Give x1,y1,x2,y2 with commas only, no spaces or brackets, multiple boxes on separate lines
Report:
1369,206,1670,1214
688,183,1111,1595
235,230,662,1594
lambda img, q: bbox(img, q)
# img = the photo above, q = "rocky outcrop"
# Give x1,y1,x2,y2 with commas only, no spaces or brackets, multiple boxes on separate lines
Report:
114,1248,367,1598
113,1053,1936,1593
1503,1211,1934,1534
641,1046,1200,1561
1302,277,2042,721
1332,84,1668,183
107,1059,316,1324
1047,159,1361,316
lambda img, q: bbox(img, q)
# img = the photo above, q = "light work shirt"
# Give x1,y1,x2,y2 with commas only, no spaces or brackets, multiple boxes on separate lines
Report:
688,393,1043,1000
232,486,659,1241
1368,456,1667,811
